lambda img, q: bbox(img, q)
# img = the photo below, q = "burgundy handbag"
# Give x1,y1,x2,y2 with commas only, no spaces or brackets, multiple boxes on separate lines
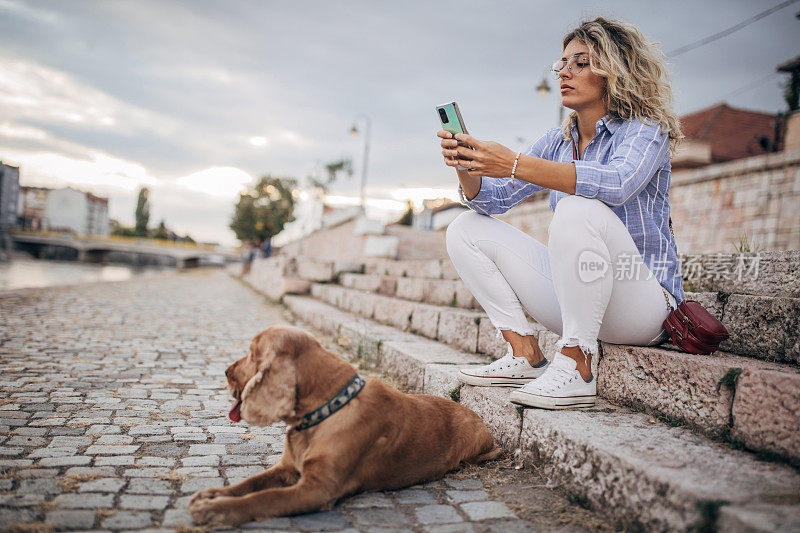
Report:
659,218,730,354
571,139,729,355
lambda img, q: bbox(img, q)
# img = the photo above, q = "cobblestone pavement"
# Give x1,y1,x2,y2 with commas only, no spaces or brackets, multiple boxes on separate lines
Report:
0,269,610,532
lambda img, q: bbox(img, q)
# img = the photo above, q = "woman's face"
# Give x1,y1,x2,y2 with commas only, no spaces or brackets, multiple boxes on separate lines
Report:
558,39,606,112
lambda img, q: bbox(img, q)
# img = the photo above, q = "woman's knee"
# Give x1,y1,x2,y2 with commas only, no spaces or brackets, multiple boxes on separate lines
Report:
446,211,486,249
551,195,599,223
548,196,605,241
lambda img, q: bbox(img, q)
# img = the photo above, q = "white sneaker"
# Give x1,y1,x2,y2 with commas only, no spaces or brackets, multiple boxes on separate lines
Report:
509,352,596,409
458,345,549,387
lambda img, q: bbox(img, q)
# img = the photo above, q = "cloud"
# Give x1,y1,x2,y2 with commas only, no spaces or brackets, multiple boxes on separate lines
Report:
0,121,48,140
5,143,248,246
1,148,157,191
0,51,183,137
176,167,254,199
0,0,59,25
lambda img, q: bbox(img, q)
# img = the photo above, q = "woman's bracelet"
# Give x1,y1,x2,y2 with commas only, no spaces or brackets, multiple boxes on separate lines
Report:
510,152,521,189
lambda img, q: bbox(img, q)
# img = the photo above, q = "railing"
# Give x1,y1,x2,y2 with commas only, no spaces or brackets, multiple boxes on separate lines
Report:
10,229,217,251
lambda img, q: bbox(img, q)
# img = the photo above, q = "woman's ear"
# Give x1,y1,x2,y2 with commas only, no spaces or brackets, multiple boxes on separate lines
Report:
239,336,298,427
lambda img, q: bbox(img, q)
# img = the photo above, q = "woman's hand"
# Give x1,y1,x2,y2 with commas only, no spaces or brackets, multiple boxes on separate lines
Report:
438,131,517,178
437,130,463,168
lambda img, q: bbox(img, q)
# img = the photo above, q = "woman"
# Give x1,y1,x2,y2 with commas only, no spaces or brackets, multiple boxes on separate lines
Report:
437,17,684,410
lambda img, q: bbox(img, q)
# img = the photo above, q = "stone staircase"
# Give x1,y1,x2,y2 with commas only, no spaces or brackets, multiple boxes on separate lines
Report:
230,253,800,532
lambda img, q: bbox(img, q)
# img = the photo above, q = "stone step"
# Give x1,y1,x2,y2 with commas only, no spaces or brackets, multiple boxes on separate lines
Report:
339,272,480,309
243,255,365,283
340,270,800,365
716,293,800,365
599,343,800,463
362,251,800,298
671,290,799,365
310,283,504,355
282,295,800,532
681,250,800,298
363,258,460,280
294,257,364,282
321,278,800,368
305,284,800,465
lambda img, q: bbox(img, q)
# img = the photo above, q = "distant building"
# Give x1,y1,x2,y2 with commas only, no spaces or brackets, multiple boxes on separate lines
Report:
0,162,20,229
672,103,782,169
17,186,49,231
45,186,109,236
413,199,466,231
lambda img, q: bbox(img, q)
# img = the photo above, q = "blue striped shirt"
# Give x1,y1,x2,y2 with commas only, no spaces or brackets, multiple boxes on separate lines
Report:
458,113,684,305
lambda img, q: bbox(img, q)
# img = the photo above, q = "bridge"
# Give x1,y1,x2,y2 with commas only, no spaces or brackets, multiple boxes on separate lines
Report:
8,230,239,268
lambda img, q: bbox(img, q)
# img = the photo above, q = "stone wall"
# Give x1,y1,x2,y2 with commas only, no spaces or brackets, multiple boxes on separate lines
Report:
278,219,366,262
277,150,799,263
670,149,800,254
498,150,800,255
277,218,449,262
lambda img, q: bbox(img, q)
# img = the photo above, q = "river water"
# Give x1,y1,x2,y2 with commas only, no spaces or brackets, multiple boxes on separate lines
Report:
0,257,172,292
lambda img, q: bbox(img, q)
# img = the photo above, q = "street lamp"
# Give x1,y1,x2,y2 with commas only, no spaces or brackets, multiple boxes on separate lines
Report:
350,114,371,213
536,77,550,97
536,73,565,126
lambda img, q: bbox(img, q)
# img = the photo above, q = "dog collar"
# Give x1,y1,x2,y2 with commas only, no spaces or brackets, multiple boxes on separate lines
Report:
293,373,366,431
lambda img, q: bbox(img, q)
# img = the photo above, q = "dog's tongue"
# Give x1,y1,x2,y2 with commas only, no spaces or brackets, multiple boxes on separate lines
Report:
229,399,242,423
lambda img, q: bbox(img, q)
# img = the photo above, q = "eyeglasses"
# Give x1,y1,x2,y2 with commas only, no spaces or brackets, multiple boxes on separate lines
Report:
551,53,590,79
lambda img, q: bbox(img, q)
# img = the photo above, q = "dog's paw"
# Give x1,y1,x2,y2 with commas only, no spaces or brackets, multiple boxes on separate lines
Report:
188,487,228,506
189,495,245,526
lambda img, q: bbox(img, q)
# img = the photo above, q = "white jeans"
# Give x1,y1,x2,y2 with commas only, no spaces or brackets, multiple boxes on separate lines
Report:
445,195,676,358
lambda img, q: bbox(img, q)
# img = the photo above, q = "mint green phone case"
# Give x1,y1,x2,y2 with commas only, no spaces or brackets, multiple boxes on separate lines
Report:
437,101,468,136
436,101,470,170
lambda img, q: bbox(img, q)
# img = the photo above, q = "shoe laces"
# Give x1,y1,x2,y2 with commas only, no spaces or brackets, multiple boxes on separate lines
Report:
483,351,528,374
533,363,577,392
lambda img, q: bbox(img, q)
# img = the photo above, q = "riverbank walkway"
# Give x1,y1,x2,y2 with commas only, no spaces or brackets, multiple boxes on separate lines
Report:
0,269,607,532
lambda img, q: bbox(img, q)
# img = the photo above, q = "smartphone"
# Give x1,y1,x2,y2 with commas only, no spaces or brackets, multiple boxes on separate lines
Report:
436,101,472,170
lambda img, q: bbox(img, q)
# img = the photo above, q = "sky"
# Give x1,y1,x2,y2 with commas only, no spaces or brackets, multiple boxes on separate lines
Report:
0,0,798,246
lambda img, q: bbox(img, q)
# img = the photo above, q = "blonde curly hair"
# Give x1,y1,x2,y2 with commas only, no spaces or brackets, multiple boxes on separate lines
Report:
560,16,684,156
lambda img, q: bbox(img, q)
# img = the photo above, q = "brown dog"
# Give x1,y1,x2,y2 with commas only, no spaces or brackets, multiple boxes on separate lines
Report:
188,325,501,526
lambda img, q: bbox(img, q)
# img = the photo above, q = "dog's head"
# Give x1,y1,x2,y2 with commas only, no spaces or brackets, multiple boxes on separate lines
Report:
226,325,317,427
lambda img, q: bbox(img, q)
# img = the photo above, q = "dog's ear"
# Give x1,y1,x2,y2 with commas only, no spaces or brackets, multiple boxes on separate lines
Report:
239,329,299,426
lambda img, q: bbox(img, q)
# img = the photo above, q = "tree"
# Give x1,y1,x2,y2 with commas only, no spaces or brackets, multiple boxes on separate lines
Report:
134,187,150,237
781,71,799,111
308,158,353,193
230,175,297,243
153,220,169,240
110,219,136,237
397,200,414,226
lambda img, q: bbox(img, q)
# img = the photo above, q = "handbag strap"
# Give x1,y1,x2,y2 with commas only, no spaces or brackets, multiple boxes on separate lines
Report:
573,138,675,313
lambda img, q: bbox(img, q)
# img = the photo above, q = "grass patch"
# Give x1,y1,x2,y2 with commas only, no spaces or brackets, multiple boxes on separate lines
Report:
336,336,352,348
449,387,461,403
6,523,56,533
729,439,746,451
717,368,742,393
693,499,728,533
158,471,190,482
56,473,104,492
755,448,786,463
449,294,458,307
473,317,481,325
566,492,590,509
658,413,686,428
